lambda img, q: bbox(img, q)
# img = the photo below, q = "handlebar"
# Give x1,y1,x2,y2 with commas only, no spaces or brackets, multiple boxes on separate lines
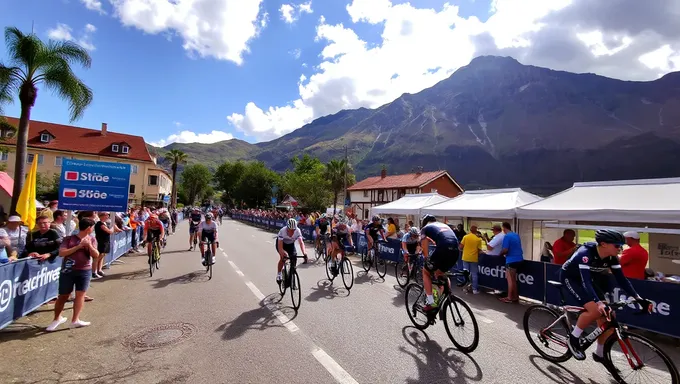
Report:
603,297,652,316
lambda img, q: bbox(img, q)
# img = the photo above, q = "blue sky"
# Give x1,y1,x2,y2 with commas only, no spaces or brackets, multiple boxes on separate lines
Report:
1,0,678,146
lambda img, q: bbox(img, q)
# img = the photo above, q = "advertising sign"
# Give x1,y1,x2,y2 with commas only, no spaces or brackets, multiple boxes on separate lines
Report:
58,159,131,212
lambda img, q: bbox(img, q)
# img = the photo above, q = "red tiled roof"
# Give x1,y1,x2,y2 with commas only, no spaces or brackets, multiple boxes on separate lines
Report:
2,117,153,163
348,170,449,190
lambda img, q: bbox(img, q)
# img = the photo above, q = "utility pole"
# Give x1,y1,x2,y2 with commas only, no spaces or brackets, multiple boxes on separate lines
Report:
343,144,348,212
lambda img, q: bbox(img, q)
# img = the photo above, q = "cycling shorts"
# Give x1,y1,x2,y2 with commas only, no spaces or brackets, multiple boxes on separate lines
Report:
189,222,200,234
146,229,162,243
424,243,460,274
404,242,418,255
332,232,349,244
559,269,610,306
275,239,297,258
201,231,216,243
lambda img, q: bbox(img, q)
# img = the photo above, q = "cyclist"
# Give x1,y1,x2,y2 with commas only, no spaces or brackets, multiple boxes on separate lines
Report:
218,207,224,224
314,214,330,253
420,214,460,313
170,208,178,233
211,207,220,225
561,229,651,362
329,217,353,276
158,209,171,241
198,213,219,266
364,215,387,252
143,214,165,261
188,207,202,250
400,226,421,275
276,218,307,284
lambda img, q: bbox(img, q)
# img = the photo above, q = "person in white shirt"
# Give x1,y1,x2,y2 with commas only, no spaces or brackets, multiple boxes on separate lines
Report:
198,213,219,266
275,219,307,284
482,224,505,256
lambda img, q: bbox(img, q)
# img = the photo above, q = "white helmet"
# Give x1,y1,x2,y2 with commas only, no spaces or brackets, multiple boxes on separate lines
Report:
287,218,298,230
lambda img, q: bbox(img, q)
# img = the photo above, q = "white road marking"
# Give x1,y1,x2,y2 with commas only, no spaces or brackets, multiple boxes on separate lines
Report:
266,240,272,244
474,313,494,324
219,247,224,251
228,260,244,276
244,281,300,333
245,281,266,300
312,347,360,384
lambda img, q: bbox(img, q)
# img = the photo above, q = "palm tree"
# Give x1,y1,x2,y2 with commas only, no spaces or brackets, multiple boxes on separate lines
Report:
325,159,353,215
166,149,188,207
0,27,93,213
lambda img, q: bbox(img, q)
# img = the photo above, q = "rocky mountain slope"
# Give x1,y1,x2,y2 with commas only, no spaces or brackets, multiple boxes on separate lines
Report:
151,56,680,194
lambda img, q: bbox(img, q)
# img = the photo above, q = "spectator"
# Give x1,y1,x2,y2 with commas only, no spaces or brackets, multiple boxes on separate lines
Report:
620,231,648,280
5,215,28,260
51,210,67,239
460,225,482,294
22,216,62,261
93,212,115,278
482,224,505,256
0,227,10,264
386,217,398,239
552,229,577,265
499,221,523,303
46,218,99,331
453,224,466,241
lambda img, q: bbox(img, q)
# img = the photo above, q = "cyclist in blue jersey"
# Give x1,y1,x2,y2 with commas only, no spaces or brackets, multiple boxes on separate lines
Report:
419,214,460,313
188,208,202,250
364,215,386,251
400,227,421,275
315,214,331,252
560,229,651,362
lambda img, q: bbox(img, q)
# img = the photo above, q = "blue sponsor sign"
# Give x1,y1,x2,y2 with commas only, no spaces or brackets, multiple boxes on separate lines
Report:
272,197,277,205
163,195,170,203
58,159,131,212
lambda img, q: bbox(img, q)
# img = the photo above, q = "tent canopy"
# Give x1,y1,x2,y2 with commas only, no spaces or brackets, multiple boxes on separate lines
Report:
371,193,449,216
422,188,542,219
516,177,680,224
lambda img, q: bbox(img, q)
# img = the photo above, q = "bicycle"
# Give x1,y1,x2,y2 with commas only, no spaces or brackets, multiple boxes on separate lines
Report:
523,280,679,384
404,268,479,353
278,253,307,310
148,237,161,277
315,233,330,262
201,239,216,280
325,242,354,291
396,252,424,288
362,238,388,278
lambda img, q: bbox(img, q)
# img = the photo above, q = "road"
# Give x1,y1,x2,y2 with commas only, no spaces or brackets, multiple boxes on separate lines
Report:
1,218,677,384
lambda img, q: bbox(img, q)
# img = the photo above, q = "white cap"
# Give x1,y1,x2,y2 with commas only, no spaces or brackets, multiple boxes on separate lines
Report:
7,215,21,222
623,231,640,240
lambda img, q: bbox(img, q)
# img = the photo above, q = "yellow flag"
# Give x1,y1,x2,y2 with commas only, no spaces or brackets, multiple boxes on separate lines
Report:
16,155,38,230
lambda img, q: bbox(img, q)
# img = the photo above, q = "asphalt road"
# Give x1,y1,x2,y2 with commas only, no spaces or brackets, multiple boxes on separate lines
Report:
1,218,678,384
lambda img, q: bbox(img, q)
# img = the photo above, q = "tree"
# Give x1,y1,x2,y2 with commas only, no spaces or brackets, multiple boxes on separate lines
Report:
165,149,188,207
214,160,246,207
325,158,355,215
282,154,331,211
36,172,59,201
179,164,212,205
0,27,93,213
233,162,278,208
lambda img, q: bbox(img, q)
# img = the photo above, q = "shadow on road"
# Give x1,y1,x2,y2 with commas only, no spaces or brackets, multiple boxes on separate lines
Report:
216,306,282,341
305,279,350,302
399,326,483,383
151,271,208,289
528,355,609,384
354,270,385,285
261,293,298,322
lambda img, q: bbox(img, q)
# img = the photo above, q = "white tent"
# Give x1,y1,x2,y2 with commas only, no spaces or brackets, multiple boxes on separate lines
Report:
422,188,542,219
516,178,680,224
371,193,450,216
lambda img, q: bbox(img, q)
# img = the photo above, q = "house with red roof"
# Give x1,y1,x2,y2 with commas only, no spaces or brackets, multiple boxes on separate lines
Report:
0,117,172,207
347,167,464,220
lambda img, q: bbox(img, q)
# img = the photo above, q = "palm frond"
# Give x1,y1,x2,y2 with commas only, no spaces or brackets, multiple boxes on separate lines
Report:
42,62,93,121
5,27,43,72
42,40,92,69
0,64,21,108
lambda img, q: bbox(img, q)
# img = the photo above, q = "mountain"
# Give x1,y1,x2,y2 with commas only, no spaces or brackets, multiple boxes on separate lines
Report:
151,56,680,194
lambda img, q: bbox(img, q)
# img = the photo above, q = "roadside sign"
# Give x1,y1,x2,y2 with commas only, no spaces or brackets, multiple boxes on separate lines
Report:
163,195,170,203
271,197,277,205
58,159,131,212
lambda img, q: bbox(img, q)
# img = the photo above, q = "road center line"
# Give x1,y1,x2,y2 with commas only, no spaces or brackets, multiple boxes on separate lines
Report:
312,347,360,384
228,260,244,276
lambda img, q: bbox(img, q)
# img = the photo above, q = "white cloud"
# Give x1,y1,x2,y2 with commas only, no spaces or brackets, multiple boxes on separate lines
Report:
80,0,106,14
289,48,301,59
228,0,680,142
151,129,235,147
47,23,97,51
109,0,267,65
279,1,313,24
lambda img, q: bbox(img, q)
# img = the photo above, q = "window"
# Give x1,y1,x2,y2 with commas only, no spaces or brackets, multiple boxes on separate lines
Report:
0,152,7,161
129,184,136,193
112,144,119,152
55,156,63,166
121,145,129,154
130,164,138,174
40,133,50,143
363,190,369,197
148,175,158,186
27,154,44,165
377,190,384,201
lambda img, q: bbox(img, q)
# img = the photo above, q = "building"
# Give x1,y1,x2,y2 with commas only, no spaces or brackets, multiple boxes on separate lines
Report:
0,117,172,207
347,168,464,220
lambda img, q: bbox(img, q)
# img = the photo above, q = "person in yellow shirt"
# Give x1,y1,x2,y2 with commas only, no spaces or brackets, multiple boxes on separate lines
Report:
460,225,482,294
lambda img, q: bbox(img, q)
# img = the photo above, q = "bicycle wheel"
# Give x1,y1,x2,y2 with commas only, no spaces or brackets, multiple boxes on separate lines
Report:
604,330,679,384
341,257,354,291
375,251,387,278
148,253,154,277
362,249,372,272
279,265,288,295
442,295,479,353
396,260,409,288
315,243,322,261
325,256,333,281
522,304,571,363
206,249,213,280
290,269,301,310
404,283,430,330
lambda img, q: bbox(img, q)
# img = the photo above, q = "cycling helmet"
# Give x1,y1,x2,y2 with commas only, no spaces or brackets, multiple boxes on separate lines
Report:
206,213,213,219
371,215,381,222
595,229,625,245
287,218,298,230
409,226,420,236
421,214,436,227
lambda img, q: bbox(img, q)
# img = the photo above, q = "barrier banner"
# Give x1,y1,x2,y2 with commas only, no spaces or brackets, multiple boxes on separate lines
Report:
544,263,680,338
0,258,62,329
475,255,545,301
300,225,315,240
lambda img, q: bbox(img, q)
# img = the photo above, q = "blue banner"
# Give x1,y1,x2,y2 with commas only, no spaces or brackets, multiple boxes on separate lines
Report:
58,159,131,212
0,258,62,329
475,254,545,301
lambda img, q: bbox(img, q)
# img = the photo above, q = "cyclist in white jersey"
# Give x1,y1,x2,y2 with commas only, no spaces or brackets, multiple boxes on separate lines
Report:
276,218,307,284
198,213,219,266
